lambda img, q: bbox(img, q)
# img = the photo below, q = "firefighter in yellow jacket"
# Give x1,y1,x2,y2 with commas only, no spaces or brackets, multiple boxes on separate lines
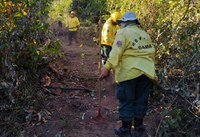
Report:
101,12,122,64
100,12,156,137
66,11,80,45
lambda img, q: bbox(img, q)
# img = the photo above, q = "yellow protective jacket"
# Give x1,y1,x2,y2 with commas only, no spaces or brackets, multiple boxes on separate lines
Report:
66,16,80,31
105,25,156,83
101,18,119,46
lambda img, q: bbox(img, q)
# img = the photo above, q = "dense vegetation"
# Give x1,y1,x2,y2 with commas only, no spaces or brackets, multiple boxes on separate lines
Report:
0,0,60,136
0,0,199,136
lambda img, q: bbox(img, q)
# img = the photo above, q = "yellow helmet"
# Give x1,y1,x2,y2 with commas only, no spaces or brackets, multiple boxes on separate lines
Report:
110,12,122,23
70,11,76,15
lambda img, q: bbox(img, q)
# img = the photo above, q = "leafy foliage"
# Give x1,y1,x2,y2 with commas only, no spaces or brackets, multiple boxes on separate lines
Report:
0,0,60,136
48,0,72,24
71,0,107,23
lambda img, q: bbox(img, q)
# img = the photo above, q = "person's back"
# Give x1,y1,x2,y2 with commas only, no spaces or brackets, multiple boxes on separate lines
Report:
109,25,155,82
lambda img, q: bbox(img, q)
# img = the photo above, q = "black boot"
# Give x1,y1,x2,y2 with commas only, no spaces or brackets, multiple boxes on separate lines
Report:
114,120,132,137
133,118,145,137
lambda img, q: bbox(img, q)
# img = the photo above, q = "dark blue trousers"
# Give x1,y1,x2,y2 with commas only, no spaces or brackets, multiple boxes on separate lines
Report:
116,74,153,121
68,31,77,44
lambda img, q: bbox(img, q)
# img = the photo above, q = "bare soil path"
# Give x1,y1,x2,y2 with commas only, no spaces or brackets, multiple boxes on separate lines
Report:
25,29,160,137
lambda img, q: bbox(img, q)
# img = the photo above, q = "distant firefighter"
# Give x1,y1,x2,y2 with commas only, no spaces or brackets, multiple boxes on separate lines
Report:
65,11,80,45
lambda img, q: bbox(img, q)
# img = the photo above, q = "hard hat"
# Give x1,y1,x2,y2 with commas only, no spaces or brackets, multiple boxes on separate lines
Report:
70,11,75,15
110,12,122,23
117,12,137,22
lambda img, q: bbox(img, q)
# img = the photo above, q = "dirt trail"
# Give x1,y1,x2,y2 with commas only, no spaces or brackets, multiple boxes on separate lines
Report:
25,31,159,137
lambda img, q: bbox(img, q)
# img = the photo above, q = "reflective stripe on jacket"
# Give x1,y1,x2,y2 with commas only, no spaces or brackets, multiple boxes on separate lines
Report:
105,25,156,82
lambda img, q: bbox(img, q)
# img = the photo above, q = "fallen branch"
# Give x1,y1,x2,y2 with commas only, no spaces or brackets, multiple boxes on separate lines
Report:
155,116,164,137
156,81,199,112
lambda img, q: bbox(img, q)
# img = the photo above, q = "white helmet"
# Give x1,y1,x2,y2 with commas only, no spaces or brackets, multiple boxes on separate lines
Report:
117,12,137,22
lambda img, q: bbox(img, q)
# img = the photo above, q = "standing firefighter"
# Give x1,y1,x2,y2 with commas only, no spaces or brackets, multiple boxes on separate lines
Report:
66,11,80,45
101,12,122,64
100,12,156,137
